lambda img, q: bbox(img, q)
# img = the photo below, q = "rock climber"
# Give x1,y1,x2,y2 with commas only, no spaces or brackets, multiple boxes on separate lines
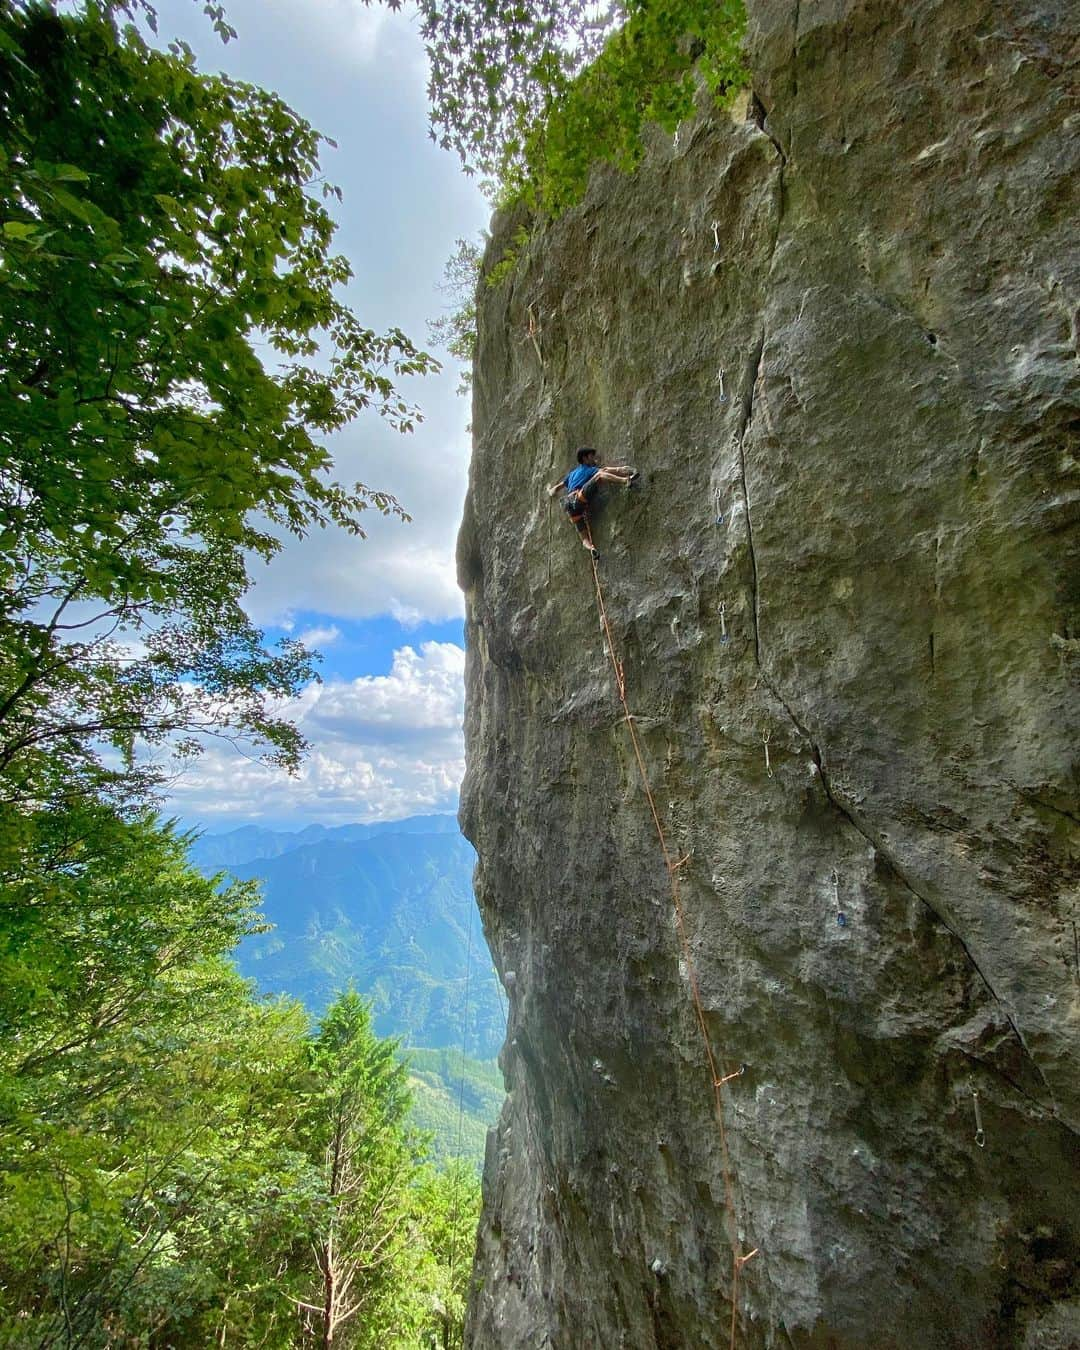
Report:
546,447,638,560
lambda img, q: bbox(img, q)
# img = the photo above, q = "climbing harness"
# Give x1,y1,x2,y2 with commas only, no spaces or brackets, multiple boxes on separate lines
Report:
582,520,757,1349
972,1088,986,1150
566,487,589,517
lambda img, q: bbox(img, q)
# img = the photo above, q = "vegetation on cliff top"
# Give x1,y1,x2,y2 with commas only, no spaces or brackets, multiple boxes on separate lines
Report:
424,2,748,385
418,0,748,215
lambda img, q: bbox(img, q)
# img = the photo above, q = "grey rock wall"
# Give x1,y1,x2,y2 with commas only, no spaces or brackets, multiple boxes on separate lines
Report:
457,2,1079,1345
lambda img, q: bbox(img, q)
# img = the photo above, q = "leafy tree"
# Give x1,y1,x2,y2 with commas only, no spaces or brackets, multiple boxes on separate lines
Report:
0,814,321,1348
427,237,481,397
298,992,427,1348
414,0,619,179
0,6,502,1344
0,810,486,1348
0,0,436,811
520,0,748,214
413,1158,482,1350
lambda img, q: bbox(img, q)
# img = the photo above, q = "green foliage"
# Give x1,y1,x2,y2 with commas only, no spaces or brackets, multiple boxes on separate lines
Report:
0,813,319,1348
521,0,748,215
0,814,486,1346
412,1159,482,1350
407,1048,502,1167
428,237,481,395
419,0,616,179
483,223,531,289
418,0,748,217
297,992,430,1347
0,0,436,808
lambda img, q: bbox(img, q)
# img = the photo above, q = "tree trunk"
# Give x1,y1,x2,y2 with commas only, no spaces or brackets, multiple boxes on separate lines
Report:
321,1234,335,1350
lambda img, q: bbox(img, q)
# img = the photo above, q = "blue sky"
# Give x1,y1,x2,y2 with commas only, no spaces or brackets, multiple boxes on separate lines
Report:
155,0,488,831
268,614,466,685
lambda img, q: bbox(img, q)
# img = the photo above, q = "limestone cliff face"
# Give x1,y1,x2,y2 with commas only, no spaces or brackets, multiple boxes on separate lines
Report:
457,2,1079,1346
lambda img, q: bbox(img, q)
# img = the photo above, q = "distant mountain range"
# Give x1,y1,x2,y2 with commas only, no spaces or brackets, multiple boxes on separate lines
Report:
187,815,505,1061
188,813,461,871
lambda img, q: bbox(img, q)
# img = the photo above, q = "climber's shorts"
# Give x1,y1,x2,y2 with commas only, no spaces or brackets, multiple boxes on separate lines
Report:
564,480,598,533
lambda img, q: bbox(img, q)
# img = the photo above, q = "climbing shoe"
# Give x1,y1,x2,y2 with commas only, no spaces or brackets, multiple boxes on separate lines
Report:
627,469,641,487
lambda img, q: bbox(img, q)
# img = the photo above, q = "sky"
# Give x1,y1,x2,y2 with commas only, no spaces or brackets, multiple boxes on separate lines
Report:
156,0,490,831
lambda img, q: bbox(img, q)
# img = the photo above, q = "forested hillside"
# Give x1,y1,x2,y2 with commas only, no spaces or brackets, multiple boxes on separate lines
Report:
188,814,459,871
190,818,506,1165
191,819,504,1056
408,1049,504,1166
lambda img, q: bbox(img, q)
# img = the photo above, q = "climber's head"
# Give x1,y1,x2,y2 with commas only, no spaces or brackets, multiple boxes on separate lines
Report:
577,447,598,465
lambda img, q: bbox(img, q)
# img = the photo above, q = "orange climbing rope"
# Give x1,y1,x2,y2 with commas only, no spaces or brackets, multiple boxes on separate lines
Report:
582,518,757,1350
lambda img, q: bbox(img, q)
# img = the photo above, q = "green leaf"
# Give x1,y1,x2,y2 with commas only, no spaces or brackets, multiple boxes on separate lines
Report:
48,185,95,224
47,163,92,183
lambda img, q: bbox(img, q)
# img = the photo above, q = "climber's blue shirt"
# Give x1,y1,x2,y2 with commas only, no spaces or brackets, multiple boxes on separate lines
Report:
565,464,599,494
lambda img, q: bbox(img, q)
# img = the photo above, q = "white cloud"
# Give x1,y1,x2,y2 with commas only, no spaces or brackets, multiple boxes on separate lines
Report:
295,624,342,649
194,0,425,82
168,642,466,826
311,642,464,736
319,0,408,68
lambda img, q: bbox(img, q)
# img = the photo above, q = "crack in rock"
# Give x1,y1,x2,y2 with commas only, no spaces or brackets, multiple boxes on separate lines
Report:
811,749,1069,1132
732,294,1068,1139
735,331,767,668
